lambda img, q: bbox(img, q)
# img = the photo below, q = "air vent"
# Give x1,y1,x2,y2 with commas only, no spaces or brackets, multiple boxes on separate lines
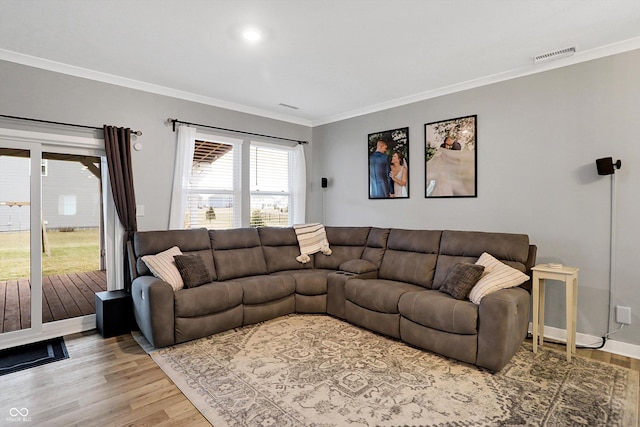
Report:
534,46,577,64
278,103,299,110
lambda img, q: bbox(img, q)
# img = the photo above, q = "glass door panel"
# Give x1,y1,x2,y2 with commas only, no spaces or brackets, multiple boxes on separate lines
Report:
0,148,32,333
41,152,104,324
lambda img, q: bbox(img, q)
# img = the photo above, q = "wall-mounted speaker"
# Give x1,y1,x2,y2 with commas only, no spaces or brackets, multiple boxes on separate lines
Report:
596,157,622,175
321,177,328,188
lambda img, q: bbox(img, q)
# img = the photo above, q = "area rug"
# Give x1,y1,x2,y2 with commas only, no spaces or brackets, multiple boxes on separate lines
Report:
0,337,68,376
146,315,638,426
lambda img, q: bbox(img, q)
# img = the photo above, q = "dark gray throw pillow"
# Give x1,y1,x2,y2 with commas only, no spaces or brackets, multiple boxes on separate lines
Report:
440,263,485,300
173,254,212,289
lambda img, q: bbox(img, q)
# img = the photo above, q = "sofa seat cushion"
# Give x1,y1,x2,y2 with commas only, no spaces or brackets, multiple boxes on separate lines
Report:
345,279,424,314
174,282,243,318
272,269,332,295
398,290,478,335
229,275,296,305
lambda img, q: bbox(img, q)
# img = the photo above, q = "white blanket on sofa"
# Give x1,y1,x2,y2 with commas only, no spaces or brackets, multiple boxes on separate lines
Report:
293,223,332,263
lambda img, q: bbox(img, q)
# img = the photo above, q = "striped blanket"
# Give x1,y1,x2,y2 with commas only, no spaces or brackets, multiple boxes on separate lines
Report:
293,223,332,263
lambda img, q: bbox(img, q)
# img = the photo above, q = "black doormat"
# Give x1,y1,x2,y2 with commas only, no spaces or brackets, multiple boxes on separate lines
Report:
0,337,68,376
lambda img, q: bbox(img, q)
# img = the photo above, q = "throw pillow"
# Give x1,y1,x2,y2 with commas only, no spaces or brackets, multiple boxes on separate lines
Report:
469,252,530,304
173,254,212,288
141,246,184,291
440,263,485,300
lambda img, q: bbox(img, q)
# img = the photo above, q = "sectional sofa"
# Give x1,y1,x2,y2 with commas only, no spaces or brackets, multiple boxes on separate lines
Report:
129,226,536,371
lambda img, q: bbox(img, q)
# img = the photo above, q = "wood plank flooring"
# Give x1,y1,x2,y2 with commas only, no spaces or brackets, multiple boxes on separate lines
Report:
0,332,209,426
0,270,107,333
0,331,637,426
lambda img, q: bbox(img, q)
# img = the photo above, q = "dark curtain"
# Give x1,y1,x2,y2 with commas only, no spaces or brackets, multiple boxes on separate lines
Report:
104,125,138,291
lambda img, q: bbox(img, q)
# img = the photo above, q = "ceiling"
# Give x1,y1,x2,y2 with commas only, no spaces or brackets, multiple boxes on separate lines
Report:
1,0,640,126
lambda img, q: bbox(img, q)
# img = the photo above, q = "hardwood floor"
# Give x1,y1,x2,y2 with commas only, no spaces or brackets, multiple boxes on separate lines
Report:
1,332,638,426
0,331,209,426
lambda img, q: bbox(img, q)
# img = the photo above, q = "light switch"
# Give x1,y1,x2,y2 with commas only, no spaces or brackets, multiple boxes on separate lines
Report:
136,204,144,216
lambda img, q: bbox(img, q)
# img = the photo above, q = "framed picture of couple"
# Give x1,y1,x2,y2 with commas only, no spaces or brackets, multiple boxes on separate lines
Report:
368,127,409,199
425,115,477,198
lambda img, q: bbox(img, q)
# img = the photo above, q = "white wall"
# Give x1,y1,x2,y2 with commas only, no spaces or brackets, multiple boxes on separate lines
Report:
311,49,640,346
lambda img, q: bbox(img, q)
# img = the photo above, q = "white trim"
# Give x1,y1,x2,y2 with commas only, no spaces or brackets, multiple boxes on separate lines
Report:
528,323,640,360
0,316,96,351
0,127,102,149
311,37,640,126
0,49,312,127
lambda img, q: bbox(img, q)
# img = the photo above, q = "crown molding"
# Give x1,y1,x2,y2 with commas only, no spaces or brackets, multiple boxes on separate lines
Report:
3,36,639,129
0,49,312,128
311,37,640,127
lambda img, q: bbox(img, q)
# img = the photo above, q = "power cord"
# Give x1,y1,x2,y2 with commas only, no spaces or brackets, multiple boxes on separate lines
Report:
526,324,625,350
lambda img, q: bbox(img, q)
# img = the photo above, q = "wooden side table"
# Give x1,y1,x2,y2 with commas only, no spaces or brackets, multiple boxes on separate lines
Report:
531,264,579,361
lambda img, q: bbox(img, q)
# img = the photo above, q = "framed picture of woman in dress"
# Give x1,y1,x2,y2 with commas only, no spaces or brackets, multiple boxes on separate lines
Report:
368,127,409,199
424,115,477,198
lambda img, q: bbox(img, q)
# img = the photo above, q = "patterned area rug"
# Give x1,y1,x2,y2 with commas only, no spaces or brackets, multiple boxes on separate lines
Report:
146,315,638,426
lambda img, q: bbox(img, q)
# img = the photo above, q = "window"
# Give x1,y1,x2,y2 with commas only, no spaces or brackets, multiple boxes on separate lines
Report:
250,143,292,227
174,131,302,230
185,139,241,229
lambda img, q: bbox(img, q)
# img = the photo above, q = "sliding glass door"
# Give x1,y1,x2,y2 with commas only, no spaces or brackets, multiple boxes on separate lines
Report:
0,129,109,349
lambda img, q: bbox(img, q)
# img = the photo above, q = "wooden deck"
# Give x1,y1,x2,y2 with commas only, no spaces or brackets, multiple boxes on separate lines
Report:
0,270,107,333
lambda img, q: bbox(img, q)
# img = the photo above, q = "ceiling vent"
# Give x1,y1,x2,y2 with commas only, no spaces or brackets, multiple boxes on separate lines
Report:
534,46,576,64
278,103,299,110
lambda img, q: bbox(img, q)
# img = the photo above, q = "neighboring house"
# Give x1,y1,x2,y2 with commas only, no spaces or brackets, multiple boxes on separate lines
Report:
0,155,101,231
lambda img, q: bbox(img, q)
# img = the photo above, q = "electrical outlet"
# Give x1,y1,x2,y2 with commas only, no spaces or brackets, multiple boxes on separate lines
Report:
616,306,631,325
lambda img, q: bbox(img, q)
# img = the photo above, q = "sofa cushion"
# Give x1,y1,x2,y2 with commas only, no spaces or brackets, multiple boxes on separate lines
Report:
173,253,212,288
439,263,485,300
141,246,184,291
209,228,268,280
229,275,296,305
259,227,312,272
174,282,243,318
469,252,530,304
134,228,214,279
434,230,529,290
273,269,331,295
378,229,441,288
345,279,424,314
361,227,390,268
313,227,370,269
399,290,478,335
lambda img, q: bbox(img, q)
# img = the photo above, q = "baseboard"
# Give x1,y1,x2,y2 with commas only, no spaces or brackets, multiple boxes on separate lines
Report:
528,323,640,360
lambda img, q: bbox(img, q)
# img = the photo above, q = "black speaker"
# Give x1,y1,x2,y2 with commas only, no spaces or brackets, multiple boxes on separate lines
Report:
596,157,622,175
321,177,328,188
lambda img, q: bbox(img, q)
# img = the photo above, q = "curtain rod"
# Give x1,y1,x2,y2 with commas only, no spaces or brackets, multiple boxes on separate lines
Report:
0,114,142,136
167,118,308,144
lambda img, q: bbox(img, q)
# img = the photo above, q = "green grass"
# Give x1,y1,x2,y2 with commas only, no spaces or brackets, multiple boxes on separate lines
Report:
0,228,99,281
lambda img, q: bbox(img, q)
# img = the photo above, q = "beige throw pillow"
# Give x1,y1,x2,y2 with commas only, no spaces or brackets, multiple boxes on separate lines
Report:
468,252,529,304
141,246,184,291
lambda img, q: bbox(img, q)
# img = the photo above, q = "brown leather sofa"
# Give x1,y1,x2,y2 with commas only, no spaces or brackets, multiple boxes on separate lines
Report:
129,226,536,371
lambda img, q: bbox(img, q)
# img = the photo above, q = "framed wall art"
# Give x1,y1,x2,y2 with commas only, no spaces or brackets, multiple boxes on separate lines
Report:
368,127,409,199
424,115,477,198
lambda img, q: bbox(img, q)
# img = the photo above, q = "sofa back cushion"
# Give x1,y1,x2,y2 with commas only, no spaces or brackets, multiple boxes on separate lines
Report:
313,226,371,269
433,230,530,290
209,228,267,280
361,227,390,268
379,229,442,288
134,228,216,281
259,227,312,273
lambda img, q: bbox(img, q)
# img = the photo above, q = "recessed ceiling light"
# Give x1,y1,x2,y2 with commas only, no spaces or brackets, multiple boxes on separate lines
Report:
242,28,262,43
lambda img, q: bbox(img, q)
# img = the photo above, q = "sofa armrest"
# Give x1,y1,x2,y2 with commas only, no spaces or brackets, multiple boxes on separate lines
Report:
476,287,530,371
339,259,378,275
131,276,175,348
